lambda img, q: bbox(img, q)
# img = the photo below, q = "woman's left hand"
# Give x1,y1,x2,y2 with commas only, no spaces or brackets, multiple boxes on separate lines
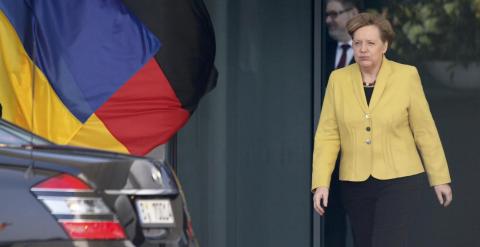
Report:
433,184,453,207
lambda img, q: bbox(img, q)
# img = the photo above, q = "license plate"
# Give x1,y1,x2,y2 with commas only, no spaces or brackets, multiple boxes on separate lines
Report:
136,199,175,226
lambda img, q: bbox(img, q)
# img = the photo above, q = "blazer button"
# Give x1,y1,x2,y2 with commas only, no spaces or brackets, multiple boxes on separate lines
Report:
365,139,371,144
366,126,371,131
365,114,371,119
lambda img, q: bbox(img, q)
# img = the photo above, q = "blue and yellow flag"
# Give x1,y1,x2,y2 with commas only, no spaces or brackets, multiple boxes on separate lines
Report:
0,0,216,155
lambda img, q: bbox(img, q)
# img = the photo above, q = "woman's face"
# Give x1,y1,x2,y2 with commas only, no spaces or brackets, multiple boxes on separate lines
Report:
352,25,388,70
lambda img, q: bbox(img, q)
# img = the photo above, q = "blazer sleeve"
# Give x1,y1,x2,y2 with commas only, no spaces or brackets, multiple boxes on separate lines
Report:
311,73,341,191
408,67,452,186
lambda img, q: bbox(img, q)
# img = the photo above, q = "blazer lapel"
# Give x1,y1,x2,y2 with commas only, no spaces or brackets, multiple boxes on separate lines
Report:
350,64,369,113
368,57,392,111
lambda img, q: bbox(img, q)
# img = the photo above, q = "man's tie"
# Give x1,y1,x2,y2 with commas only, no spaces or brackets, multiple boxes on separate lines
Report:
336,44,351,69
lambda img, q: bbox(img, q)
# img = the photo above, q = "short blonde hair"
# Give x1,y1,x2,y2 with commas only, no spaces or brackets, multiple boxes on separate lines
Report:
346,12,395,44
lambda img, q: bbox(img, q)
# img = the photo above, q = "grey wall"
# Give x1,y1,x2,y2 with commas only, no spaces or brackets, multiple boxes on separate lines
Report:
176,0,314,247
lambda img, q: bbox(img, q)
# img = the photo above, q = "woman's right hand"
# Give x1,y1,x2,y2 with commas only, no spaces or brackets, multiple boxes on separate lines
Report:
313,187,329,216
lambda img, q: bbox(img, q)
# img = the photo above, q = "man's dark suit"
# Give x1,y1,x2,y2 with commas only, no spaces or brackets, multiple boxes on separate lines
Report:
325,38,338,80
324,38,355,87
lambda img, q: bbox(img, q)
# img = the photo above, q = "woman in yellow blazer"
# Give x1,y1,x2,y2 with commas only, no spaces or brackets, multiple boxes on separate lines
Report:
312,13,452,247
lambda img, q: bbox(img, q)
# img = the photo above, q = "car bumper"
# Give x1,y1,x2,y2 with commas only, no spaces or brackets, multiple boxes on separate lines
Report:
7,240,135,247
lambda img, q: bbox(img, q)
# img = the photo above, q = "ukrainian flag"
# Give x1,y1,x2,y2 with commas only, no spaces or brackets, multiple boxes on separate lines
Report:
0,0,216,155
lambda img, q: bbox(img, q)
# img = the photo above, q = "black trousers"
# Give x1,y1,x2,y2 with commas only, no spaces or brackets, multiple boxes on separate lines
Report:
340,174,423,247
325,165,347,247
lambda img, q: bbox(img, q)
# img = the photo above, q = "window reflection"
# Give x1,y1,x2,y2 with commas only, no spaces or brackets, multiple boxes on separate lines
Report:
0,128,26,146
387,0,480,90
0,121,51,146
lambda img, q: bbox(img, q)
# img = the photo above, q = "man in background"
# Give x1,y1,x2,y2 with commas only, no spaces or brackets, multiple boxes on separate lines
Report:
325,0,360,75
322,1,361,246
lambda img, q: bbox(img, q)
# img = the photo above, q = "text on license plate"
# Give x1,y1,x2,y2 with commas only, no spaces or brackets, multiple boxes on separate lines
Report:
136,199,175,225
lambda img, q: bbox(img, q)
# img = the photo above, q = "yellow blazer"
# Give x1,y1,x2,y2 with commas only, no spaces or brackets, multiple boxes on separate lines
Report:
311,57,451,190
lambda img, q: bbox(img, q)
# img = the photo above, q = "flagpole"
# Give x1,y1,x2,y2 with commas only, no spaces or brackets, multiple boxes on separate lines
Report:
25,2,37,179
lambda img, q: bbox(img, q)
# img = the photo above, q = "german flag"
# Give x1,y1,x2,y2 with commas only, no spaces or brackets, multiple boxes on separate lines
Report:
0,0,216,155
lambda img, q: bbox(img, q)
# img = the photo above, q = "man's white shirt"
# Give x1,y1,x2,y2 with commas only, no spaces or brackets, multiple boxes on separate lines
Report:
334,40,354,68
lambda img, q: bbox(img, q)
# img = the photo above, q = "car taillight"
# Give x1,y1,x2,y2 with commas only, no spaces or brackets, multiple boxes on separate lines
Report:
33,173,91,191
60,221,126,240
31,173,126,240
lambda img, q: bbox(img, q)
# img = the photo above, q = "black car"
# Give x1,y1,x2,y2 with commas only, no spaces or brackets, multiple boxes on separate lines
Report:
0,119,196,247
